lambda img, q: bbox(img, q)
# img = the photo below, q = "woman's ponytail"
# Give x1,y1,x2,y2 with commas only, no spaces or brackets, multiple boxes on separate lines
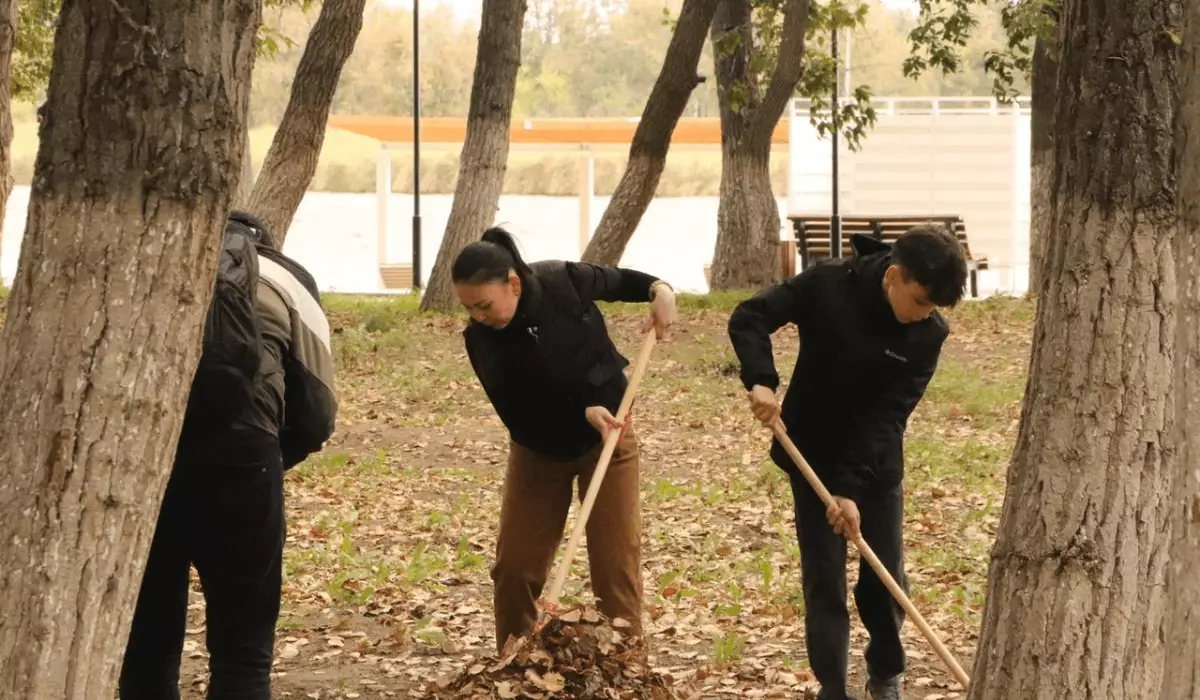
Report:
452,226,533,284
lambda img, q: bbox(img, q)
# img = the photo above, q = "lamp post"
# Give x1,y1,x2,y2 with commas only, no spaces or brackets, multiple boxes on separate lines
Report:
412,0,423,290
830,26,842,259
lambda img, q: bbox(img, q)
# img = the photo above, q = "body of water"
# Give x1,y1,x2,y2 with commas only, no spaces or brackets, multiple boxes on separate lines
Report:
0,187,1017,296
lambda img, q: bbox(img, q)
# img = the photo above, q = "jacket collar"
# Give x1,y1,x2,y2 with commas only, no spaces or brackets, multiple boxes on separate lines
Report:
512,271,545,328
847,234,899,326
468,270,545,334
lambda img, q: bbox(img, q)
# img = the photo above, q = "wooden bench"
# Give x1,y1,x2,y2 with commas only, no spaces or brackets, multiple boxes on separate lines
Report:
788,214,989,298
379,263,414,291
702,239,798,287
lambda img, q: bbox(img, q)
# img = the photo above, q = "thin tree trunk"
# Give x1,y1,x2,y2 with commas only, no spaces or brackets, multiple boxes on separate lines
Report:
247,0,367,245
1027,30,1056,297
0,0,16,279
1162,0,1200,694
579,0,721,266
967,0,1179,697
709,0,809,290
420,0,527,312
0,1,259,697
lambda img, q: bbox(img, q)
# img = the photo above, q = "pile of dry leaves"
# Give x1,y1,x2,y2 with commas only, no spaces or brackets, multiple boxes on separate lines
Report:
426,607,679,699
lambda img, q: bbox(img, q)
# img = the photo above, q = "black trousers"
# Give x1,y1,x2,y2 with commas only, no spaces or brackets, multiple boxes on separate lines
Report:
789,471,907,699
119,446,285,700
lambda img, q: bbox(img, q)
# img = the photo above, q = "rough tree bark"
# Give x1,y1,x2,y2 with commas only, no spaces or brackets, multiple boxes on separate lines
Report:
579,0,721,266
1026,29,1056,297
0,0,16,278
234,125,254,209
967,1,1179,698
708,0,809,290
0,1,259,697
1162,0,1200,694
420,0,527,312
247,0,367,244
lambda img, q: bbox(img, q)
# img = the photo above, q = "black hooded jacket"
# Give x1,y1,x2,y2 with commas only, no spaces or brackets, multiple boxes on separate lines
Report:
727,234,949,500
464,260,661,461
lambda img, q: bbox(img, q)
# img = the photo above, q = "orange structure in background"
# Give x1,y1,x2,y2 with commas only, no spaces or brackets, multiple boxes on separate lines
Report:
326,115,790,291
328,115,790,148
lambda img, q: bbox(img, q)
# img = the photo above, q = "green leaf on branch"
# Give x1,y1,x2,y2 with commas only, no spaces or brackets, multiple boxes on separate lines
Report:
259,0,317,59
905,0,1058,102
793,0,876,149
13,0,58,101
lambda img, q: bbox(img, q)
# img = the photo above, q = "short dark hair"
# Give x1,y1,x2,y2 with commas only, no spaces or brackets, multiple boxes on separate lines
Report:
892,223,968,307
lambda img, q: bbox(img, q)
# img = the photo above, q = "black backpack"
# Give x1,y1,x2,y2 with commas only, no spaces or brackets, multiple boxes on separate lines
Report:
185,217,265,427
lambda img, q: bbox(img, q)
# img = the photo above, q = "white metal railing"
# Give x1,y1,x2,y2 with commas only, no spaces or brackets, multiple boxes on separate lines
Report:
792,95,1033,117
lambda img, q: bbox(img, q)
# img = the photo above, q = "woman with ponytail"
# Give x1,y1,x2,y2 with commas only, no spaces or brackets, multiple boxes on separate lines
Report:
452,226,677,652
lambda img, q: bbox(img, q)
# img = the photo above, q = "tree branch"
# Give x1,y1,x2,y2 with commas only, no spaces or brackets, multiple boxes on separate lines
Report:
749,0,811,146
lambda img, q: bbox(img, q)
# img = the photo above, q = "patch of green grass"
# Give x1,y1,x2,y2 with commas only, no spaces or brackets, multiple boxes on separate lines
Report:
327,563,395,606
324,292,421,320
291,451,351,480
910,547,977,577
453,534,487,572
664,340,742,378
905,436,1007,493
403,541,447,585
750,549,775,600
353,448,391,476
322,289,752,330
276,615,306,631
648,477,686,503
674,291,754,313
383,358,477,412
945,295,1036,328
421,508,450,532
712,630,747,665
756,460,788,494
598,290,752,317
925,357,1023,426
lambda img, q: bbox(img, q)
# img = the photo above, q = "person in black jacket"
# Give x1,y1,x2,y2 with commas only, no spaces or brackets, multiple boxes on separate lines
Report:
452,226,677,653
119,213,337,700
727,225,967,700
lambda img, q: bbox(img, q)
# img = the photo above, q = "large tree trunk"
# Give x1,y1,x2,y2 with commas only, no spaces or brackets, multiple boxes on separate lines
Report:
967,0,1179,697
247,0,367,245
1026,30,1056,297
420,0,527,312
708,0,809,290
0,0,16,279
1162,0,1200,695
0,1,259,697
579,0,721,266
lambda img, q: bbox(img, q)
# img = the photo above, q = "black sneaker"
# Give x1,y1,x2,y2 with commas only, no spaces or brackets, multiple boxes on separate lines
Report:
815,690,860,700
864,675,903,700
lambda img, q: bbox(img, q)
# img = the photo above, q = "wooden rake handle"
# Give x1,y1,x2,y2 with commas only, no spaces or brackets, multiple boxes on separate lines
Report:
543,330,658,608
772,421,972,691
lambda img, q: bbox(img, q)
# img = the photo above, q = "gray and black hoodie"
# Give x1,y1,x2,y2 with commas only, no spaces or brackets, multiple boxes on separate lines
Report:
178,228,337,469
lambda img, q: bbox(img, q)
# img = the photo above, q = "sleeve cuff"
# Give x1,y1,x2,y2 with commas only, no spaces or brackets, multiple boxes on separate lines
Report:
825,479,862,502
741,372,780,393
